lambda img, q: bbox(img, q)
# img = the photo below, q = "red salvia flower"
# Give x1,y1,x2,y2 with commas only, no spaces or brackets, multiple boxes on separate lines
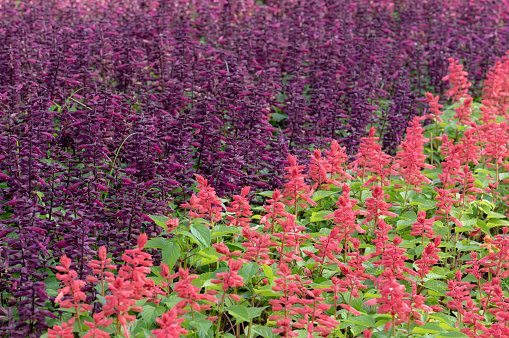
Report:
325,184,367,256
82,313,114,338
282,154,317,215
151,308,189,338
213,242,244,262
393,116,435,192
260,189,290,233
226,186,252,227
180,175,223,226
414,236,441,280
479,122,509,180
269,263,312,337
442,57,472,102
336,264,368,316
273,214,310,266
363,185,397,233
482,50,509,115
351,127,394,187
87,246,117,297
375,236,417,282
454,96,473,125
309,149,341,190
54,255,92,332
164,217,180,232
446,271,476,326
364,270,411,332
410,211,436,245
303,227,344,276
241,227,275,265
48,318,76,338
457,128,481,166
173,268,218,314
423,92,444,123
324,140,352,181
211,259,245,291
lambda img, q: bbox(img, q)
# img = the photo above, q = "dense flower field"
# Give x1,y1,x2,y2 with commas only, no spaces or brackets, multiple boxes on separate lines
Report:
42,56,509,337
2,0,509,337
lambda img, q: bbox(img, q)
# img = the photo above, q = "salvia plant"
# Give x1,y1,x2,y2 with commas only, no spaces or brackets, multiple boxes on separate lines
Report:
2,0,509,337
12,52,509,338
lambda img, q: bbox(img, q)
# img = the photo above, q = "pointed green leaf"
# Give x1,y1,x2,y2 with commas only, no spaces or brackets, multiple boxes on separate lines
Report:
424,280,447,296
191,223,211,247
252,325,278,338
247,306,268,319
190,319,213,333
412,323,445,334
310,210,332,222
261,264,274,278
240,263,260,281
227,305,250,323
145,237,171,249
162,242,180,271
212,225,240,238
148,215,169,228
272,112,288,122
257,191,274,198
141,305,156,324
437,332,468,338
312,190,337,201
343,315,375,328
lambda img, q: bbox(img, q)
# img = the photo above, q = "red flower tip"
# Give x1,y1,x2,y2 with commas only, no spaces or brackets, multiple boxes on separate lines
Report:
138,233,148,249
98,246,107,261
60,255,71,270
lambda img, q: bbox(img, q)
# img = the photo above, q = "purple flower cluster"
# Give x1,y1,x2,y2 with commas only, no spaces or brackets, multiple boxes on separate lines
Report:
0,0,509,336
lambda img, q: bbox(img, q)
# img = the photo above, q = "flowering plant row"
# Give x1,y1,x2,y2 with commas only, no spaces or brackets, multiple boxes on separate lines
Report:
3,2,509,335
42,55,509,337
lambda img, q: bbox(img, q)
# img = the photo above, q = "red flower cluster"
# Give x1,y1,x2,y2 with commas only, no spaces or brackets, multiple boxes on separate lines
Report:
442,57,472,102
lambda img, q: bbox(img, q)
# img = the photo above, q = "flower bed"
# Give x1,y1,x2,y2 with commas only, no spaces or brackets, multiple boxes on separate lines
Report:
41,55,509,337
2,0,509,337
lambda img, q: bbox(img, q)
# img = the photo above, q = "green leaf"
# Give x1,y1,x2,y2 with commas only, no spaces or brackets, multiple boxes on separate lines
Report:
343,315,376,327
145,237,171,249
487,218,509,227
181,230,205,247
148,215,169,228
142,328,156,337
162,242,180,271
252,325,278,338
227,305,250,323
429,312,458,328
436,332,468,338
312,190,337,201
474,168,495,175
271,112,288,122
261,264,274,278
247,306,268,319
212,225,240,238
191,223,211,247
45,276,60,297
412,323,445,334
408,198,436,210
141,305,156,324
257,191,274,198
191,272,212,287
477,221,491,235
190,319,213,333
197,248,221,266
254,285,281,297
486,211,506,219
310,210,332,222
424,280,447,296
240,263,260,281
